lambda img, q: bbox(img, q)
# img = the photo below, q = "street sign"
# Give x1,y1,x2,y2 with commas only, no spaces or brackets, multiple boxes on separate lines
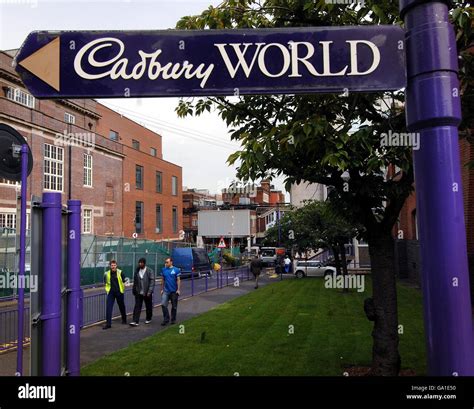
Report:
14,26,406,99
217,237,226,249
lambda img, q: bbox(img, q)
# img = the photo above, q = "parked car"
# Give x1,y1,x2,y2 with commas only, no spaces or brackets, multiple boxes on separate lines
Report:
171,247,212,278
259,247,286,267
293,260,337,278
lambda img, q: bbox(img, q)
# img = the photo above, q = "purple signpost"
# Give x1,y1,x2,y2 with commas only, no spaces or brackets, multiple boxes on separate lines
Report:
67,200,81,376
16,144,28,376
41,192,62,376
401,0,474,375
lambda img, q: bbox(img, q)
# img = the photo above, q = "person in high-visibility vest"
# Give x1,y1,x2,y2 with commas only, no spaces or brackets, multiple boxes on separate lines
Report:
103,260,127,329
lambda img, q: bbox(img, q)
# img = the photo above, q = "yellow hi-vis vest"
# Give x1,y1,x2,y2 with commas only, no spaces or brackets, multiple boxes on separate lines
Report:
104,269,125,294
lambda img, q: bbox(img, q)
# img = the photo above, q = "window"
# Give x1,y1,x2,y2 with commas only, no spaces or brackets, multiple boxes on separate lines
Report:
135,202,144,234
0,213,16,229
83,209,93,234
172,206,178,234
192,219,197,227
109,130,119,141
156,204,162,233
6,87,35,108
132,139,140,150
44,143,64,192
83,154,92,187
156,171,162,193
64,112,76,124
172,176,178,196
136,165,143,189
150,147,157,157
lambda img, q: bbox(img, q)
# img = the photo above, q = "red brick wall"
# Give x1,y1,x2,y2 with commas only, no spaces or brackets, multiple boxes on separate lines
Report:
96,103,182,240
395,138,474,254
459,138,474,255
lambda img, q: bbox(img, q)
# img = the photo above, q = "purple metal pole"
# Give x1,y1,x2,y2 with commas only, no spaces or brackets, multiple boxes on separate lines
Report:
41,192,62,376
67,200,81,376
400,0,474,375
16,144,28,375
219,250,222,289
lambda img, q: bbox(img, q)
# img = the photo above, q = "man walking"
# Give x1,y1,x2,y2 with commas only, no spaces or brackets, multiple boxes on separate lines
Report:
129,258,155,326
250,256,263,289
160,257,181,326
284,255,292,274
103,260,127,329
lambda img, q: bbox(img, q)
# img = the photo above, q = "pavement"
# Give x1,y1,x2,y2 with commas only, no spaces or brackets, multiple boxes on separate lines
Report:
0,273,278,376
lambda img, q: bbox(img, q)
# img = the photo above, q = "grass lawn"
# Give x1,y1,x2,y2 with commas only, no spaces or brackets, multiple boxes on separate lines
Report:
81,278,427,376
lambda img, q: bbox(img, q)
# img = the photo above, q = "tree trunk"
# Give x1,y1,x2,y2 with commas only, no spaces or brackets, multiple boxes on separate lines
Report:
365,230,401,376
339,242,349,293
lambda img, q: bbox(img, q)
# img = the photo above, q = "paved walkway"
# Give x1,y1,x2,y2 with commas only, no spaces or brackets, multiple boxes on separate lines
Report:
0,274,277,375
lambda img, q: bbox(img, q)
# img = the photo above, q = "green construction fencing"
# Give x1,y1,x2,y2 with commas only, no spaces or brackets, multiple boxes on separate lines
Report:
0,232,194,298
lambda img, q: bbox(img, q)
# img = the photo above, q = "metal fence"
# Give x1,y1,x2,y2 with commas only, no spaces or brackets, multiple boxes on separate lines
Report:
0,265,251,353
0,232,195,299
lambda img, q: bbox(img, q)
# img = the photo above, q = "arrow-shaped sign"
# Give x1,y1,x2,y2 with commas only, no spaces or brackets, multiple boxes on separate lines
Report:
14,27,406,99
18,36,60,91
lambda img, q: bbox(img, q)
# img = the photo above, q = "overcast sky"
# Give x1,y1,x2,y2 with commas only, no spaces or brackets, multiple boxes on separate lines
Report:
0,0,289,196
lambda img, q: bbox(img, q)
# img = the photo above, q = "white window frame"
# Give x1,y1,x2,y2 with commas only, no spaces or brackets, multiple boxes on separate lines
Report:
0,212,16,229
64,112,76,124
83,153,93,187
6,87,35,108
43,143,64,192
83,208,93,234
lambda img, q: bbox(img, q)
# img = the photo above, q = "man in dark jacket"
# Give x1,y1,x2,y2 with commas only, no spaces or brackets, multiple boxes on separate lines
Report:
250,256,263,289
129,258,155,326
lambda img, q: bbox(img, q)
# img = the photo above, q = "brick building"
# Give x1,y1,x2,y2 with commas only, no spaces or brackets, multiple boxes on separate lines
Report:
0,49,124,236
0,49,182,240
95,104,182,240
394,137,474,288
222,180,285,206
182,188,217,242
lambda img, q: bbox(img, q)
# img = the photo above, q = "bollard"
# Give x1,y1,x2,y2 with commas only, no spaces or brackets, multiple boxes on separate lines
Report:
16,144,28,375
66,200,81,376
41,192,62,376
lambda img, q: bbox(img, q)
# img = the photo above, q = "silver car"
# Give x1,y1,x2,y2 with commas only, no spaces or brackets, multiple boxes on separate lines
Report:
293,260,337,278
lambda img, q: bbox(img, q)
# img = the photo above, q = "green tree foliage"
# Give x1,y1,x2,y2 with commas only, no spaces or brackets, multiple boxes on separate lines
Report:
174,0,472,375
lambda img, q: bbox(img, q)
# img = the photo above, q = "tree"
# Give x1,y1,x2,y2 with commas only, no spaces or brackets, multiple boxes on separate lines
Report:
300,200,361,285
174,0,471,375
264,200,361,285
263,207,319,255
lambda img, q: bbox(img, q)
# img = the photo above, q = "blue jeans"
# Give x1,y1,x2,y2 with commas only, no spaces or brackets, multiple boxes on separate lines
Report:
161,291,178,322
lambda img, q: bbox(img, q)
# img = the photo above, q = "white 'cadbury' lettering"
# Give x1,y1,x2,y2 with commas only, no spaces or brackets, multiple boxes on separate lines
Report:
73,37,381,87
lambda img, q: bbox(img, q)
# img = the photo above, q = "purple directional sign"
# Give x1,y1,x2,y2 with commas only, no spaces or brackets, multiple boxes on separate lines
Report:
14,26,405,99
